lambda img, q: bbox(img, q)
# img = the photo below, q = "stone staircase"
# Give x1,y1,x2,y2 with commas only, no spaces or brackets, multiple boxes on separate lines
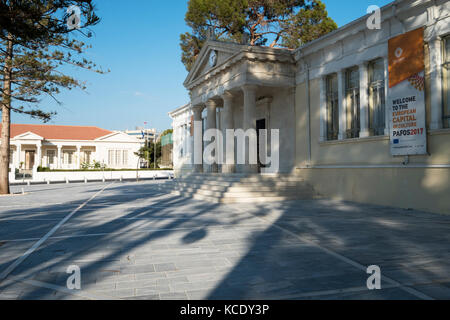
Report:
157,173,320,203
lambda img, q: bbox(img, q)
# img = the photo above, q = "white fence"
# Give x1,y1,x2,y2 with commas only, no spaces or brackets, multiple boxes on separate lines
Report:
11,170,173,185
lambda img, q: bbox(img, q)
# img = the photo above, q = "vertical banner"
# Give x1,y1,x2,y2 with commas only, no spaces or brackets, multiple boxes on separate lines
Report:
388,28,427,156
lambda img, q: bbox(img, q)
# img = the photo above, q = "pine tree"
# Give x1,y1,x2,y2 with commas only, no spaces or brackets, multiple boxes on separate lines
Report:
180,0,337,71
0,0,105,194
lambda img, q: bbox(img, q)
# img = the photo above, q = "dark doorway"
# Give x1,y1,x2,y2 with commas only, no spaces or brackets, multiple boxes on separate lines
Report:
256,119,266,173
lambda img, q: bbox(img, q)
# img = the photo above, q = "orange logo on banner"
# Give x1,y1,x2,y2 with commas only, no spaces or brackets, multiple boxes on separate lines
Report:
388,28,424,88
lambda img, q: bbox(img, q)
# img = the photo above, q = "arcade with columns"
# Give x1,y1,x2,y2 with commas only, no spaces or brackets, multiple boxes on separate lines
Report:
184,40,297,175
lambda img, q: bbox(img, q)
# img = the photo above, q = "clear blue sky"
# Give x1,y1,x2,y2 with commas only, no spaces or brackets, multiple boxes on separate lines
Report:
11,0,393,132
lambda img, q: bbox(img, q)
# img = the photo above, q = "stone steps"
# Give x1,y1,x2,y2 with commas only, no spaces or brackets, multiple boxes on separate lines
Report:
157,173,320,204
174,180,304,190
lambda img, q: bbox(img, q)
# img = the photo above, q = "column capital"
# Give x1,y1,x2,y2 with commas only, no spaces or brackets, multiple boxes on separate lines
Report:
192,104,205,113
205,99,217,109
428,35,442,43
359,61,369,68
241,84,258,93
221,91,234,103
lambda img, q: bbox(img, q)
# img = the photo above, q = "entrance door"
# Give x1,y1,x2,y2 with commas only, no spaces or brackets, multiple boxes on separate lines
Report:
256,119,266,173
25,151,35,170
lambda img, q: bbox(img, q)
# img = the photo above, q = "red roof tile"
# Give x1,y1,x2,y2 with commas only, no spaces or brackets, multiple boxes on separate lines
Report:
0,124,113,141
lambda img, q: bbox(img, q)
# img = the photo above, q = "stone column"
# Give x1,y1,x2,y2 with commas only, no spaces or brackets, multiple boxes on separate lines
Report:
338,70,347,140
205,100,218,173
359,62,370,138
36,144,42,169
192,105,204,173
76,146,81,169
242,84,258,173
222,91,235,173
384,57,390,136
57,145,62,169
429,37,443,130
16,144,21,168
319,77,327,142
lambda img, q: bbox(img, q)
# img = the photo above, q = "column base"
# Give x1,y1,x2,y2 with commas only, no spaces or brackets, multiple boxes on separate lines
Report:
242,165,259,174
206,164,219,173
222,164,236,174
359,131,370,138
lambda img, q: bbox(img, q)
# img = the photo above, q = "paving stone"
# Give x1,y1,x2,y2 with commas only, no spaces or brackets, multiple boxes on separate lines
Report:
159,292,188,300
154,263,177,272
135,286,171,296
2,181,450,300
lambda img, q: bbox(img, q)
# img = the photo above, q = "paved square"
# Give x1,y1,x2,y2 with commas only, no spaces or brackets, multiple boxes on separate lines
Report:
0,181,449,300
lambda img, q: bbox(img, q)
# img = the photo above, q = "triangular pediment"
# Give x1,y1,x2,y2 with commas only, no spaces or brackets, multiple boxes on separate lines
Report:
184,40,243,88
96,131,141,143
13,131,44,141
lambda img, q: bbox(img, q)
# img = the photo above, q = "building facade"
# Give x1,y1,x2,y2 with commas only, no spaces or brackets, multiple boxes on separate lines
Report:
172,0,450,214
169,104,194,172
1,124,142,178
124,128,158,146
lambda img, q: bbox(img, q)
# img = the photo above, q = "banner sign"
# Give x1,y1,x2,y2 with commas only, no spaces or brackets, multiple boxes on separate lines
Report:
388,28,427,156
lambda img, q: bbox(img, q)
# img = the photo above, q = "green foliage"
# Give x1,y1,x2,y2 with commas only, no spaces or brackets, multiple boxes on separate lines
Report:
181,0,337,71
135,140,162,168
93,160,102,169
0,0,106,122
281,1,337,48
81,162,90,170
161,128,173,137
37,166,51,172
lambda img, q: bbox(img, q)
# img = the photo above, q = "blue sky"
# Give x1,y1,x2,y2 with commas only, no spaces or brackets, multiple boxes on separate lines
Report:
11,0,393,132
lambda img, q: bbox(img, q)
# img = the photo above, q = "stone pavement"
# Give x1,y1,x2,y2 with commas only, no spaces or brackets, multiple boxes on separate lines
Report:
0,181,449,300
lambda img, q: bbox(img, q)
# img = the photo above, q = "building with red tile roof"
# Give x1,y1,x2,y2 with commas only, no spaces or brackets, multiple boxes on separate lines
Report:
2,124,141,173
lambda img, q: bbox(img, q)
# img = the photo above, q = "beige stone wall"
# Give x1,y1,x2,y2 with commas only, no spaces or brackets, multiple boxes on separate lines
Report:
295,78,450,214
297,167,450,215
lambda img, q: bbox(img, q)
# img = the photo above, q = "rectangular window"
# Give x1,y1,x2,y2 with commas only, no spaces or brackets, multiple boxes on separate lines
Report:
47,150,56,165
444,36,450,128
345,67,360,138
115,150,122,167
108,150,114,166
368,58,386,136
326,73,339,141
82,151,91,164
122,150,128,166
63,151,74,165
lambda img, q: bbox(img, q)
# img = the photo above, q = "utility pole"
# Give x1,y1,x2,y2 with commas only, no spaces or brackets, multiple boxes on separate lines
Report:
144,122,150,169
154,131,157,170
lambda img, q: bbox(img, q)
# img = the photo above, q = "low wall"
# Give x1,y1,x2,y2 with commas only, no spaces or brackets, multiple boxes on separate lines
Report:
296,167,450,215
11,170,173,184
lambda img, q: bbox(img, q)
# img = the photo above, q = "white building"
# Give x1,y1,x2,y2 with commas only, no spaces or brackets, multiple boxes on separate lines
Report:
124,128,158,146
169,104,193,171
169,0,450,214
2,124,142,178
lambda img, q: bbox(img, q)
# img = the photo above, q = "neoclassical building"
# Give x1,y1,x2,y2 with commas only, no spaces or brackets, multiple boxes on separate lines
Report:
171,0,450,214
2,124,141,179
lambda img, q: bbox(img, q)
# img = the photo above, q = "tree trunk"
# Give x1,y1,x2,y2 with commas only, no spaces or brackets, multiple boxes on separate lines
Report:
0,34,13,195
